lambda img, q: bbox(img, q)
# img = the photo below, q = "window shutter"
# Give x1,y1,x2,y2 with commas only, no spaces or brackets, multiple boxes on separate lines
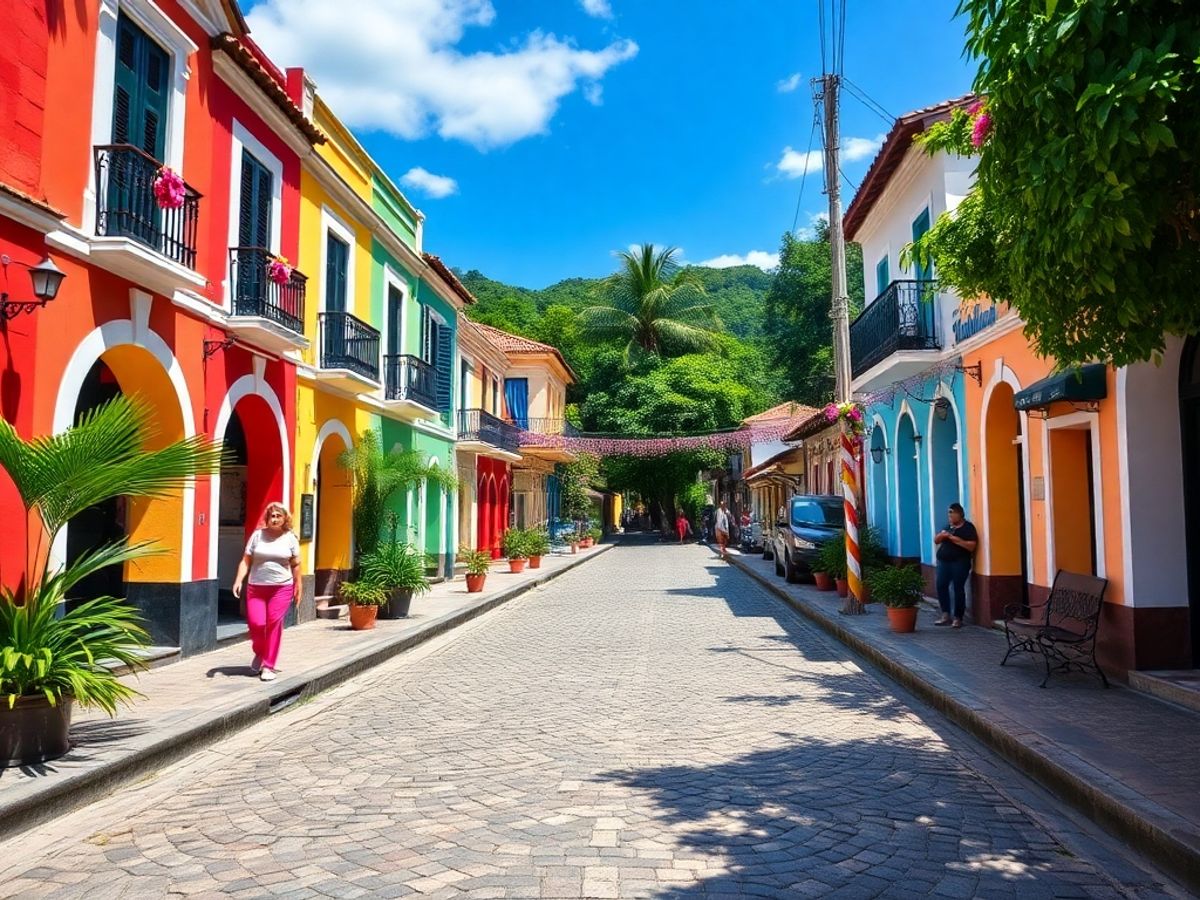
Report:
112,21,138,146
420,305,432,362
253,161,272,249
113,15,169,161
238,154,255,247
325,233,347,313
436,323,453,414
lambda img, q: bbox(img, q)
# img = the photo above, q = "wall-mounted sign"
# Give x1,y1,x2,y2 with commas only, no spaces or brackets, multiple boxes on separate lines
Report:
299,493,315,541
1031,476,1045,501
952,300,998,345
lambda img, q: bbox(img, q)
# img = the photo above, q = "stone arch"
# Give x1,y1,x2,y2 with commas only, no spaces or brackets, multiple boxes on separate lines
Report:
867,415,890,552
927,385,963,553
893,408,921,560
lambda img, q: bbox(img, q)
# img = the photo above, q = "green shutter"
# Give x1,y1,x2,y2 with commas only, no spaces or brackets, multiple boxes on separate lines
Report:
325,233,347,313
875,256,890,297
239,150,272,249
112,14,168,161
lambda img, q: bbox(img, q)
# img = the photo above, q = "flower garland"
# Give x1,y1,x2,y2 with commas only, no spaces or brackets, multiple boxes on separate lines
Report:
267,256,292,286
516,422,799,458
152,166,186,210
823,401,866,438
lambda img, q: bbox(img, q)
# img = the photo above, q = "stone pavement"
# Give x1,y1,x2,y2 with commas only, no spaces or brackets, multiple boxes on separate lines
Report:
723,546,1200,893
0,539,1180,899
0,544,612,843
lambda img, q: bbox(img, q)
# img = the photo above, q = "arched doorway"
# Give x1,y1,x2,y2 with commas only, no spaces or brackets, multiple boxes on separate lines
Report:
929,396,962,541
894,413,920,559
983,381,1029,618
868,424,889,551
1180,337,1200,666
314,428,352,600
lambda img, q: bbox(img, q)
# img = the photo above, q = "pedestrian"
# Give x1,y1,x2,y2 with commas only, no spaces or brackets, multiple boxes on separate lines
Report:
933,502,978,628
232,502,302,681
675,511,691,543
714,500,731,557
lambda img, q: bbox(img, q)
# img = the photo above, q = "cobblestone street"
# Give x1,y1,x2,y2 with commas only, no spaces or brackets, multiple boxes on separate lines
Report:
0,541,1177,899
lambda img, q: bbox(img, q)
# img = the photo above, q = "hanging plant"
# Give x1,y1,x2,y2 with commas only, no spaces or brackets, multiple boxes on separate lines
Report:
967,99,992,148
267,256,292,286
152,166,186,210
823,401,866,438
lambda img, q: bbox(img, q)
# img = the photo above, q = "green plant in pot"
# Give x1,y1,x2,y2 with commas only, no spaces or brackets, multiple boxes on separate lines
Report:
459,547,492,593
502,527,530,573
868,565,925,633
359,540,430,619
587,526,603,545
858,525,888,603
0,396,223,767
340,580,388,631
527,528,550,568
813,532,846,593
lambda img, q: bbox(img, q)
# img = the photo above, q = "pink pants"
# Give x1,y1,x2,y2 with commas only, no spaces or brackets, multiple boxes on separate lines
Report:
246,583,292,670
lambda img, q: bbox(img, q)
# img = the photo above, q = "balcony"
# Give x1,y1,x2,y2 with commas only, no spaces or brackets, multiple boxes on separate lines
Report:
226,247,308,353
94,145,201,273
317,311,380,392
515,417,580,461
458,408,521,457
850,279,940,383
383,354,439,419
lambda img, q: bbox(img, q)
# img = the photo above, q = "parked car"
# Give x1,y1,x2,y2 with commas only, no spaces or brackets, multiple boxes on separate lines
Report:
771,495,845,583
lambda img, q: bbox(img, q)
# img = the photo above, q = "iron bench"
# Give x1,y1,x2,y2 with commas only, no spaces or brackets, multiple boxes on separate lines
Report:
1001,569,1109,688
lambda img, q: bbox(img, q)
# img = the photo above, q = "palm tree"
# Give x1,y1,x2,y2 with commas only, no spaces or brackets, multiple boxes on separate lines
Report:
580,244,721,357
0,395,225,715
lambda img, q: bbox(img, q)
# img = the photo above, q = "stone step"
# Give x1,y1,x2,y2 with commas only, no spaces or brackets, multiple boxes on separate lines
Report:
315,595,347,619
1128,670,1200,713
99,645,181,676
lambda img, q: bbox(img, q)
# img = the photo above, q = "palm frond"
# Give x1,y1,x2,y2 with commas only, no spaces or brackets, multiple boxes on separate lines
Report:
653,319,722,354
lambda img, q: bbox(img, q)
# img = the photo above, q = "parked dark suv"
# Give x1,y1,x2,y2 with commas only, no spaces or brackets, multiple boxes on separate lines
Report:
771,495,844,583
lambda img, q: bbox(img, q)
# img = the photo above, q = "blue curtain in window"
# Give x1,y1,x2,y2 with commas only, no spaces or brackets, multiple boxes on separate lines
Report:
505,378,529,429
547,474,560,528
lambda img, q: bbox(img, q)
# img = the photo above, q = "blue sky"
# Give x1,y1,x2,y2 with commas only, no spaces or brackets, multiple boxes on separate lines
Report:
246,0,974,288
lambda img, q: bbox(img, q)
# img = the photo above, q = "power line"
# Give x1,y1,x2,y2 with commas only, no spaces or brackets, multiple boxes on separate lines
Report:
836,0,847,76
791,112,821,234
817,0,827,76
843,77,894,124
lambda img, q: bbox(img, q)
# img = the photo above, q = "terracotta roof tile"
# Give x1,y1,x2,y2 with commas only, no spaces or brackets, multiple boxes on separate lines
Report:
474,323,577,383
742,401,819,426
423,253,476,305
211,34,325,145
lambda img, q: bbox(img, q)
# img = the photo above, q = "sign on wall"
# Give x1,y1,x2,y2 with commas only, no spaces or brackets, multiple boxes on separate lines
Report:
952,300,998,345
299,493,315,541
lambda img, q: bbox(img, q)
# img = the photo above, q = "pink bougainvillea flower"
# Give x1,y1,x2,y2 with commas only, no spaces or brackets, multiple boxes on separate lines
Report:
267,257,292,286
966,100,985,118
152,167,186,210
971,112,992,148
824,403,839,422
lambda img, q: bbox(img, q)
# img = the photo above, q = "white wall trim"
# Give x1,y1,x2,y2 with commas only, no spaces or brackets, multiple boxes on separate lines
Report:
382,264,410,363
206,375,290,579
308,418,355,571
893,402,921,559
978,361,1032,579
51,316,197,581
224,119,285,310
1044,411,1106,580
319,204,357,315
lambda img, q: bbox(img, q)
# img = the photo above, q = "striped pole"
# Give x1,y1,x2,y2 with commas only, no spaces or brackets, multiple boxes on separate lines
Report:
840,428,864,612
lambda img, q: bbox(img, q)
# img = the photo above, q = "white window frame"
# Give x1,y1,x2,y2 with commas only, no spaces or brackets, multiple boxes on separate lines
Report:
1042,413,1106,581
224,120,284,310
381,265,410,384
86,0,196,232
318,205,356,315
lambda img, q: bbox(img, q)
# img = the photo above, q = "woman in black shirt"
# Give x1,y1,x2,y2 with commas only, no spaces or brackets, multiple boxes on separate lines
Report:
933,502,978,628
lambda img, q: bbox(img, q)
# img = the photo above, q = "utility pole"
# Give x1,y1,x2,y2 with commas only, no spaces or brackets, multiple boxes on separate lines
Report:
820,72,865,615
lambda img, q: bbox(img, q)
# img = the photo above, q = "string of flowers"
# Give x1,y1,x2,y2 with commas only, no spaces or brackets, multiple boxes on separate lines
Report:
515,422,799,458
856,357,965,410
823,401,866,438
152,166,186,210
267,256,292,286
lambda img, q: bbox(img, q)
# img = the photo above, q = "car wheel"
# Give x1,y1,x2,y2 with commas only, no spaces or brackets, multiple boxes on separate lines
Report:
784,551,801,583
774,552,785,577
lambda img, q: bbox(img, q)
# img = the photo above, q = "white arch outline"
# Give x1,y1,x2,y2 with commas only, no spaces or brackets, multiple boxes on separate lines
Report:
308,418,355,572
979,362,1033,580
207,374,290,579
51,318,197,581
893,403,922,560
867,413,892,552
925,382,965,561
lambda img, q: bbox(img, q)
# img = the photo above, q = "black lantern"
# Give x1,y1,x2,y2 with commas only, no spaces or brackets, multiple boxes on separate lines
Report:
934,397,951,421
870,445,885,465
1,254,66,320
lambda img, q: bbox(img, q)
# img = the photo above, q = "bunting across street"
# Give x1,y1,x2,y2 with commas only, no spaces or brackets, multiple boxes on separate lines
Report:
516,421,800,457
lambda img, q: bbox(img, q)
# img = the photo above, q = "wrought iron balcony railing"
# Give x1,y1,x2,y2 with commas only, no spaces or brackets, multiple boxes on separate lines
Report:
319,311,380,382
458,408,520,454
385,354,437,409
229,247,305,335
94,144,201,269
849,279,940,378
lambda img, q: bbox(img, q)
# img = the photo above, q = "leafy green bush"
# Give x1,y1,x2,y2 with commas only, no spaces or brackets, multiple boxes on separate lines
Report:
458,548,493,576
359,541,430,594
339,581,389,607
502,528,530,560
815,531,847,579
867,566,925,609
527,529,551,557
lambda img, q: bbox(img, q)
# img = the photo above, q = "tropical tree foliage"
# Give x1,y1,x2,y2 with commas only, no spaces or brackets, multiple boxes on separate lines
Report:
558,453,600,522
0,396,224,711
910,0,1200,366
579,245,721,358
339,431,459,558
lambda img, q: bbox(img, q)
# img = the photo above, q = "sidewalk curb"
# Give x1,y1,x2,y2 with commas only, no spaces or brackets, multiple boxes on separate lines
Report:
0,544,614,844
723,551,1200,893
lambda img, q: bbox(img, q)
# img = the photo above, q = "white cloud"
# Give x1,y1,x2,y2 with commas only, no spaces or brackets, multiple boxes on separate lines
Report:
845,133,886,162
776,146,824,179
580,0,613,18
247,0,638,150
699,250,780,271
400,166,459,198
794,212,828,241
776,73,802,93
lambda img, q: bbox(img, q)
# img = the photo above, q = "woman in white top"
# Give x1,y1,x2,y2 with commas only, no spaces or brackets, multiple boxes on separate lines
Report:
232,503,301,681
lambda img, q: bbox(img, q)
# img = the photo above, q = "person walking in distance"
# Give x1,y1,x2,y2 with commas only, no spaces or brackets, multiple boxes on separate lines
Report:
233,503,302,681
933,502,978,628
714,500,732,557
675,510,691,544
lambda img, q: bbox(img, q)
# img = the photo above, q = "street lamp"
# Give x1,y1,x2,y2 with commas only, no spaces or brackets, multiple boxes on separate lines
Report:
870,444,887,465
1,255,66,320
934,397,951,421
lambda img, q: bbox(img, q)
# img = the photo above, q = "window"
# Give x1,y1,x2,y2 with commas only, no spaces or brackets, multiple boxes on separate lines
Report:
420,306,453,415
386,284,403,356
238,150,272,250
112,13,169,160
911,208,932,281
325,232,348,313
875,256,890,297
791,497,843,528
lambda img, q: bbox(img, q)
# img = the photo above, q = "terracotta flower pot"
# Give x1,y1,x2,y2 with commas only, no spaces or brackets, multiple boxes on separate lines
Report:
813,571,834,591
886,606,918,633
508,558,527,574
0,694,73,768
835,578,849,598
465,573,487,593
528,555,542,569
349,602,378,631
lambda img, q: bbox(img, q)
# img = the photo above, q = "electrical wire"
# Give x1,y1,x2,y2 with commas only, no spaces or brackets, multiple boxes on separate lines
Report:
817,0,827,76
791,113,821,234
842,79,893,126
836,0,847,76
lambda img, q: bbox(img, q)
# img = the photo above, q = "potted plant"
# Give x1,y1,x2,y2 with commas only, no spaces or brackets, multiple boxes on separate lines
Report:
859,526,888,604
527,528,550,569
868,565,925,633
587,526,603,546
340,581,388,630
812,536,843,592
568,528,580,554
359,540,430,619
0,396,223,767
459,547,492,592
502,528,529,573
